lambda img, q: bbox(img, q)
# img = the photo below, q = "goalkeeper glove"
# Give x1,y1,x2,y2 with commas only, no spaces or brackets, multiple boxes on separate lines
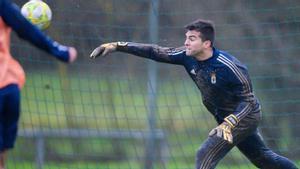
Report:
209,114,239,144
90,42,118,59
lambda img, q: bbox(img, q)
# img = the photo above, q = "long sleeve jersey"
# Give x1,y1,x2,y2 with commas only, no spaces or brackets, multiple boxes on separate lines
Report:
117,42,261,123
0,0,70,89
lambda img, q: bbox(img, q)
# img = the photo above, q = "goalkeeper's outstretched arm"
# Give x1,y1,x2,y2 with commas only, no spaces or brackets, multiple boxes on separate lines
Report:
90,41,186,65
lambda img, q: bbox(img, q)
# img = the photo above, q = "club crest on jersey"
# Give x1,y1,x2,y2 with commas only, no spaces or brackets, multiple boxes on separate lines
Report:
210,72,216,84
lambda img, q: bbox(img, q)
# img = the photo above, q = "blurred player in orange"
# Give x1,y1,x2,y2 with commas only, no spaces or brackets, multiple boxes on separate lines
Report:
0,0,77,168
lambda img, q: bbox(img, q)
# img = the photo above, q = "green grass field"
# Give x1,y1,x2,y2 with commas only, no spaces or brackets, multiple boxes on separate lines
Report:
6,161,257,169
7,160,300,169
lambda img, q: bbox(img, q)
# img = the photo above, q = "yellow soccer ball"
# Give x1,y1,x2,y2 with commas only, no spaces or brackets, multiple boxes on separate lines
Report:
21,0,52,30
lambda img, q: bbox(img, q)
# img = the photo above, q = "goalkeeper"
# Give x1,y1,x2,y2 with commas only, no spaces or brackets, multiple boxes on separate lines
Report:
90,19,298,169
0,0,77,168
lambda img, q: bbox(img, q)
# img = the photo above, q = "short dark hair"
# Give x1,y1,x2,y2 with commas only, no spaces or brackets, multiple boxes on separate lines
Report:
185,19,215,46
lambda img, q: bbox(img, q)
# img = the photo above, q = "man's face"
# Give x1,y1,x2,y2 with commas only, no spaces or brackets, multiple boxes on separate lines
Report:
184,30,208,57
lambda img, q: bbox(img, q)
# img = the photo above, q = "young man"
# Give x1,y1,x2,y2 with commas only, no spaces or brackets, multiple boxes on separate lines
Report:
0,0,77,168
90,19,298,169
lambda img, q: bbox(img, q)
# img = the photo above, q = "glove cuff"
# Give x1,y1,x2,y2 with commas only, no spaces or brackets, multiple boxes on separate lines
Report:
116,41,128,48
224,114,239,128
115,42,128,51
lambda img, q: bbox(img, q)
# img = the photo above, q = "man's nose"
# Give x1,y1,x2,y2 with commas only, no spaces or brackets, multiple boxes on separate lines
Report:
184,40,189,46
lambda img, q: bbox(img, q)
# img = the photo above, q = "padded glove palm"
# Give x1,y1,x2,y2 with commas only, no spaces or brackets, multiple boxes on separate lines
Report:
209,114,239,144
90,42,117,58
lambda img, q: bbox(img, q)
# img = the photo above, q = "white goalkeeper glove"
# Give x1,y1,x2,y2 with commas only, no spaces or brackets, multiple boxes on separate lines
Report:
209,114,239,144
90,42,118,59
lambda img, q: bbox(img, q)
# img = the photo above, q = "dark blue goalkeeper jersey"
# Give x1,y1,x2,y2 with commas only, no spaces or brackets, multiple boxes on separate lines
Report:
0,0,69,62
117,42,261,123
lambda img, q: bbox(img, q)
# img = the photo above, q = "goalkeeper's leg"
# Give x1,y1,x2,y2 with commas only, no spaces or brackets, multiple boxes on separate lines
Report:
195,111,261,169
237,132,298,169
195,134,234,169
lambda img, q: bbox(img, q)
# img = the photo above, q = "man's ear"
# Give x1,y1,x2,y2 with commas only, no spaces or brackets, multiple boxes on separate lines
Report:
204,40,212,48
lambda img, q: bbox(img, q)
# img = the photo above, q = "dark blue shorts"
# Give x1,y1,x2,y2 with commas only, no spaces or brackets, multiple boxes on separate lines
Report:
0,84,20,152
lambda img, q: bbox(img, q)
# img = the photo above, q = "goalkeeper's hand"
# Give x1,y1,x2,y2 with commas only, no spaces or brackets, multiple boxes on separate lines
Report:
90,42,117,59
209,122,233,143
208,114,239,144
